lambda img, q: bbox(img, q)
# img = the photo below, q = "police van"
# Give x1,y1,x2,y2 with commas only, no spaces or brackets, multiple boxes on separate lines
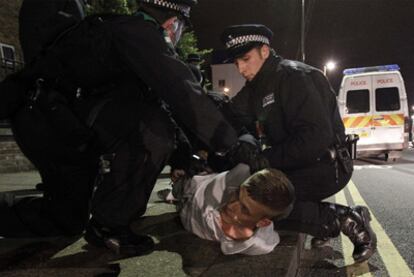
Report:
337,64,410,161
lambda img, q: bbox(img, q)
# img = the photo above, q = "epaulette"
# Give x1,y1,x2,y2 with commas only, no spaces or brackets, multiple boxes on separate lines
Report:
279,59,315,74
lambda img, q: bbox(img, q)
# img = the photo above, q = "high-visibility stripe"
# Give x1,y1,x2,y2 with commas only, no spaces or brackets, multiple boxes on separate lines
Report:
343,113,404,128
343,116,371,128
371,114,404,127
359,116,371,128
389,114,404,125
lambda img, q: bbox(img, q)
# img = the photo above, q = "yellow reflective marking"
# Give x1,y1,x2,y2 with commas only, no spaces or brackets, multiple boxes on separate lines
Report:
389,114,404,125
335,189,372,276
344,116,358,128
359,116,371,128
343,116,372,128
348,181,414,277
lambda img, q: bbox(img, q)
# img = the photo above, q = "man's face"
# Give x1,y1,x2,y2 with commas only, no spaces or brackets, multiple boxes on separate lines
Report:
221,186,272,229
163,16,186,46
234,45,269,81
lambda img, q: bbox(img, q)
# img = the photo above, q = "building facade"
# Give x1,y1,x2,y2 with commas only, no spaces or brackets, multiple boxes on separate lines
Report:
0,0,33,173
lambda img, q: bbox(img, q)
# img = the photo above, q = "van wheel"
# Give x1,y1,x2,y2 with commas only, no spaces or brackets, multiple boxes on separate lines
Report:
384,153,389,161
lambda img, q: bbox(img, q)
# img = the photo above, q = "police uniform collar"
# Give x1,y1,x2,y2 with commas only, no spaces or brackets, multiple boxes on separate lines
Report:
247,54,281,87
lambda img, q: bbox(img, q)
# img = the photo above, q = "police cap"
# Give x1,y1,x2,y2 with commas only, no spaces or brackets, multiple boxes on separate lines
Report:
221,24,273,60
187,53,202,63
138,0,197,19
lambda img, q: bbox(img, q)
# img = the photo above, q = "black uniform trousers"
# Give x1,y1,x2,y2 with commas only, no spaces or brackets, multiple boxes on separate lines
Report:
3,105,96,236
1,82,175,236
275,160,352,238
89,86,176,228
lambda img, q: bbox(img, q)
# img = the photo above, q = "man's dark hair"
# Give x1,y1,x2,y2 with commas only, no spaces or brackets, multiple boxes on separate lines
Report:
242,168,295,219
137,3,181,24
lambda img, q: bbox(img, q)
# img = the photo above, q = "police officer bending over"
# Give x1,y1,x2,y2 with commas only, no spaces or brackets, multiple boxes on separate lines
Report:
220,24,377,263
0,1,265,256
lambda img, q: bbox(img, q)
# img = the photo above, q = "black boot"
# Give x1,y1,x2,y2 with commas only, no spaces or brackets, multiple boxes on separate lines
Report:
84,218,154,256
337,205,377,263
311,203,341,248
312,204,376,263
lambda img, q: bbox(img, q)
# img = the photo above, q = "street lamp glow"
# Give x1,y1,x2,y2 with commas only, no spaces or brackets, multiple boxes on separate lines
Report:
223,87,230,93
326,61,336,71
323,61,336,76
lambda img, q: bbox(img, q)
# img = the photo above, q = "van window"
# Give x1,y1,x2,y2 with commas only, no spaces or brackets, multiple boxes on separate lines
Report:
375,87,400,111
346,89,370,113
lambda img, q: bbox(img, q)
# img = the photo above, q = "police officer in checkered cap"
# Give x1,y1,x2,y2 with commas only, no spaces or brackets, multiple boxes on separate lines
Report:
137,0,196,45
0,0,267,257
222,24,377,263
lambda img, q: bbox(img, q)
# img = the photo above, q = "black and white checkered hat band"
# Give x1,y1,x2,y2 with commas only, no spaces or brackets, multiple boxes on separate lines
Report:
141,0,191,17
226,35,270,49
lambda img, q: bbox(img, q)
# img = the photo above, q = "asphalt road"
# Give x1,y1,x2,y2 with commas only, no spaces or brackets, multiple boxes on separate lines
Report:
298,148,414,277
1,150,413,276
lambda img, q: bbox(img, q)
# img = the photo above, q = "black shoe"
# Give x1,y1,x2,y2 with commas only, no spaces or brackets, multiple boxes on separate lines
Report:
35,183,46,191
84,218,154,256
339,206,377,263
311,237,331,248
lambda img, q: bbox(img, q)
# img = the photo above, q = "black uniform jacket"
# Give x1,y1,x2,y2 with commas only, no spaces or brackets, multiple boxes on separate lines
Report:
229,54,347,187
0,14,238,153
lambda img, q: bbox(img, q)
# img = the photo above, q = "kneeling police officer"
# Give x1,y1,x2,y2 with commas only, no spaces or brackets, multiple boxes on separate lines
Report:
220,24,377,263
0,0,265,256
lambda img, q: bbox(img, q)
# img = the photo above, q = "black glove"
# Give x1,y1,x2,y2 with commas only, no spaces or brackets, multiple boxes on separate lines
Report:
35,86,67,112
187,154,211,176
227,134,269,173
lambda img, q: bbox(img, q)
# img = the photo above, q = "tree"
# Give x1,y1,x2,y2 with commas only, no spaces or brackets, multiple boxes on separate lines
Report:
86,2,211,68
86,0,130,15
176,31,211,62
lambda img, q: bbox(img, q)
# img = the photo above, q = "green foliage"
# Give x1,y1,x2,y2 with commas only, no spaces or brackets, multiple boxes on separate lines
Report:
86,0,131,15
177,32,213,89
176,32,212,62
86,2,212,69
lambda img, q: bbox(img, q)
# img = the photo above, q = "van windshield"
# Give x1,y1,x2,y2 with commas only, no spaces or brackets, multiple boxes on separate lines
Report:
375,87,400,111
346,89,370,114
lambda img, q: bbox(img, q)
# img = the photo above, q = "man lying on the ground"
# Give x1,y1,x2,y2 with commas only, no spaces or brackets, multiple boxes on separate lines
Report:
158,164,295,255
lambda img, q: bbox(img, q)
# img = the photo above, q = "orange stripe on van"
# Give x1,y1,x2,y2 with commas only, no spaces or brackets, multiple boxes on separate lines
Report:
372,113,404,127
344,114,404,128
389,114,404,125
343,116,371,128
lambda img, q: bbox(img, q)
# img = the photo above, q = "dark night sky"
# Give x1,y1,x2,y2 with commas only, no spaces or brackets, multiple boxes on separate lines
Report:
191,0,414,108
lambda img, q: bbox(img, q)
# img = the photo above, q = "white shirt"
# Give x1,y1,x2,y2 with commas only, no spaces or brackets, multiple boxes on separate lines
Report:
179,164,280,255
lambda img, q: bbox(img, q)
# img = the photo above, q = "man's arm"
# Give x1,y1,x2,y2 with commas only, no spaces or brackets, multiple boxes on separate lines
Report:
223,163,251,190
112,18,239,152
226,86,256,135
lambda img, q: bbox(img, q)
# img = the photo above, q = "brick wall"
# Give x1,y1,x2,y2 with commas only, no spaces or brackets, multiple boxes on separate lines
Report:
0,138,34,173
0,0,23,58
0,1,33,173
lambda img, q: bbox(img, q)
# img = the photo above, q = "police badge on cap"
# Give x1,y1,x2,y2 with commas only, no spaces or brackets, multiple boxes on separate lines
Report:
138,0,197,18
221,24,273,60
